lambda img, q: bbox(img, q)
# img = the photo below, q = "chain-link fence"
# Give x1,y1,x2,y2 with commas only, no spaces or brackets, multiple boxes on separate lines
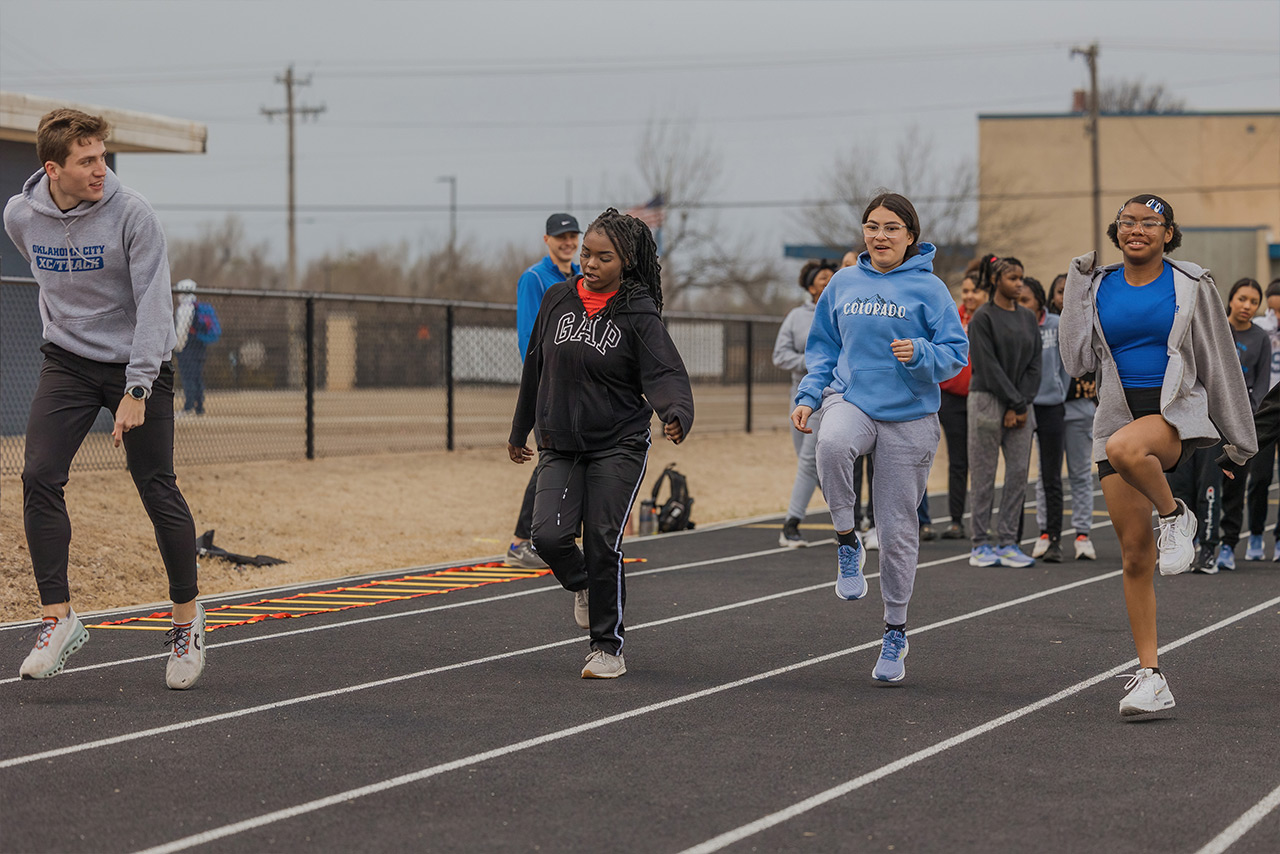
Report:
0,278,793,475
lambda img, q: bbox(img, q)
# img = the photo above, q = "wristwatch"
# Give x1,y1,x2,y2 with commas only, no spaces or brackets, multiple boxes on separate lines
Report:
126,386,148,401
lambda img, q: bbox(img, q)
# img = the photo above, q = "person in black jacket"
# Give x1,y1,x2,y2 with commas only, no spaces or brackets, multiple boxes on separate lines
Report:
508,208,694,679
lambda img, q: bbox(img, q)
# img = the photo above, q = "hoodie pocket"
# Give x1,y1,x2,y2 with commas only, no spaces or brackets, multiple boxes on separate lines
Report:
50,307,134,345
849,366,921,403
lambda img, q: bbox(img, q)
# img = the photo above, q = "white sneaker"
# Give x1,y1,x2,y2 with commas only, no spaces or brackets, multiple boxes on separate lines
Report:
573,589,590,630
1118,668,1176,717
165,603,206,690
19,610,89,679
1074,535,1096,560
863,527,879,551
1032,534,1051,558
581,649,626,678
1156,499,1197,576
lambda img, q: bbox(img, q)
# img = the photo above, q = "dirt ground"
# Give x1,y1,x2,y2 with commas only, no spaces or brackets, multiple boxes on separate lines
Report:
0,428,956,624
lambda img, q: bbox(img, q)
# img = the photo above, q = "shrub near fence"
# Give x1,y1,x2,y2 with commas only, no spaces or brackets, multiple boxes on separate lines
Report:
0,278,793,475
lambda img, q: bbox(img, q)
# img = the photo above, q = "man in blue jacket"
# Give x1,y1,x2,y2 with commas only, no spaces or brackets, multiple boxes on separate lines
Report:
506,213,581,569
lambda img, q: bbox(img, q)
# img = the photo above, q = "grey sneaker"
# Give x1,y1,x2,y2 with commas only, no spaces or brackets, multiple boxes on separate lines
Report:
872,629,909,682
581,649,626,678
573,589,590,630
165,603,206,690
834,536,868,600
19,610,89,679
505,541,548,569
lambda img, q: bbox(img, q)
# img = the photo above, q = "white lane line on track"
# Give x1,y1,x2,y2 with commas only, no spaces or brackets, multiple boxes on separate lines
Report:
0,542,837,686
0,516,1114,687
1193,781,1280,854
120,571,1128,854
677,594,1280,854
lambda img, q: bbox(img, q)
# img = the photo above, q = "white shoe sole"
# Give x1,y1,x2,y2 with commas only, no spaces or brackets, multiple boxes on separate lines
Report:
21,624,89,679
1120,697,1176,717
778,533,807,548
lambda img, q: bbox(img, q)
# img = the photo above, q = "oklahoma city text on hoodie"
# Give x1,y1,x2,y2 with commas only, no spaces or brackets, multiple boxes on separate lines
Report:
4,168,176,394
795,243,968,421
510,277,694,453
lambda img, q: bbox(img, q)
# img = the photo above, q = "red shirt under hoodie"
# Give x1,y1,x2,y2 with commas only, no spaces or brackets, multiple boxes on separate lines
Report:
939,302,975,397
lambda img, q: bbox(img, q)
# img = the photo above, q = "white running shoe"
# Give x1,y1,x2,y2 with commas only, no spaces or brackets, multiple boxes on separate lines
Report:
863,527,879,551
573,589,590,630
1074,535,1096,560
581,649,626,678
1156,499,1197,576
19,610,89,679
165,603,206,690
1032,534,1051,558
1118,668,1176,717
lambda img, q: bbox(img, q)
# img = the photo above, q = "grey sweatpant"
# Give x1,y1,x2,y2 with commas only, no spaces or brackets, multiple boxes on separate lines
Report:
967,390,1036,548
815,396,939,625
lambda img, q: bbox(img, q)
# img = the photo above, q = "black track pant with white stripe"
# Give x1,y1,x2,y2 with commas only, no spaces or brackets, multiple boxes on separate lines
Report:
531,431,649,656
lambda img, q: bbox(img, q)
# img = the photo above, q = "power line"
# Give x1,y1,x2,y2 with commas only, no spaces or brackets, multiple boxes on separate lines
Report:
149,183,1280,216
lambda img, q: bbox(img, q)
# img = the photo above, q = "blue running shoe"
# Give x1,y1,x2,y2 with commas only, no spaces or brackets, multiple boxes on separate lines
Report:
834,537,867,600
1245,535,1264,561
969,544,999,567
994,544,1035,567
1216,543,1236,571
872,629,909,682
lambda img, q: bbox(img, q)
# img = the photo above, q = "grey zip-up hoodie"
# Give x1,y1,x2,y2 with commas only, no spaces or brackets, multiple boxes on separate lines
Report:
1059,251,1257,466
4,168,176,393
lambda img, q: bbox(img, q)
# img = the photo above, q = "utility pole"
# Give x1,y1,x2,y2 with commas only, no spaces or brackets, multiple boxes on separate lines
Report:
437,175,457,288
262,65,325,291
1071,42,1101,257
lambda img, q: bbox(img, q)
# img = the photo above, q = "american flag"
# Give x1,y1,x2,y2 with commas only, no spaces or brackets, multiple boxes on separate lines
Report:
626,194,666,230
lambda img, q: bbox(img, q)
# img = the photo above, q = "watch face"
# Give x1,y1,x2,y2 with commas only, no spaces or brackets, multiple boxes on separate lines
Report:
129,387,146,400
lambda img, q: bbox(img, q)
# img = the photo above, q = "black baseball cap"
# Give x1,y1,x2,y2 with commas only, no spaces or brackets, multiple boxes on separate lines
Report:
546,213,580,236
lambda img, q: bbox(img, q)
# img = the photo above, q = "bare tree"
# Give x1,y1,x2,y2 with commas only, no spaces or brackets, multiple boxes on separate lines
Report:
1097,78,1186,114
169,216,281,290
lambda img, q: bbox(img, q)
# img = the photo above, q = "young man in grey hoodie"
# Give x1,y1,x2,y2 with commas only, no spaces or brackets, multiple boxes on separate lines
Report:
4,109,205,689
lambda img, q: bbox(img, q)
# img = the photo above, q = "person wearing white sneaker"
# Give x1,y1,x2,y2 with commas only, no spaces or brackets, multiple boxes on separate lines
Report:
6,110,204,686
1118,667,1176,717
792,193,968,684
1060,193,1256,717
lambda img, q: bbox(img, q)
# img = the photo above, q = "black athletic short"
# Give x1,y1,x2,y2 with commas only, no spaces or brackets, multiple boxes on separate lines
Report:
1096,386,1196,479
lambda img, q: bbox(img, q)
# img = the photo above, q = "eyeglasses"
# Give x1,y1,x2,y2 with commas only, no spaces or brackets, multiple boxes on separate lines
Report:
1116,217,1167,233
863,223,907,238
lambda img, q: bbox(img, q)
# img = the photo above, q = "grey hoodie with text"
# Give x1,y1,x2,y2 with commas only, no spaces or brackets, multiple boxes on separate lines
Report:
1059,251,1257,466
4,168,176,393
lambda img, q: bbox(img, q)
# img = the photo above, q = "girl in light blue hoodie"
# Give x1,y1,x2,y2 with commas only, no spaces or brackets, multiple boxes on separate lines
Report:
792,193,968,683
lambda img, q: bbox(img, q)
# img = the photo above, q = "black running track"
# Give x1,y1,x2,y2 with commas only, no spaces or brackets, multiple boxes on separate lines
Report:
3,489,1279,854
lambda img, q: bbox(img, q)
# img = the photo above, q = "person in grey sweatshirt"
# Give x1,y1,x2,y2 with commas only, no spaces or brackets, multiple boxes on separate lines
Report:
1059,192,1256,719
772,260,834,546
3,109,205,689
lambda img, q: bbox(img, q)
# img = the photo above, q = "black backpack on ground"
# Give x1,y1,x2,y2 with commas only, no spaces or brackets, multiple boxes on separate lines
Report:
651,464,695,533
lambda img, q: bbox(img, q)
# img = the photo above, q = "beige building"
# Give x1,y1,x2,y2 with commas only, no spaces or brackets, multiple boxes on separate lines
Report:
978,111,1280,290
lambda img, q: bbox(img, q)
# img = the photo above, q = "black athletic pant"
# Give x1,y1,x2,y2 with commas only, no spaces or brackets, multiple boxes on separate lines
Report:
938,391,968,523
1166,442,1223,553
1221,438,1275,547
1244,439,1277,539
513,468,537,540
23,344,199,606
531,431,649,657
1032,402,1065,540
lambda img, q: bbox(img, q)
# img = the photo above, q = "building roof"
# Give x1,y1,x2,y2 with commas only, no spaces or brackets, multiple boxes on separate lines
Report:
978,109,1280,121
0,91,206,154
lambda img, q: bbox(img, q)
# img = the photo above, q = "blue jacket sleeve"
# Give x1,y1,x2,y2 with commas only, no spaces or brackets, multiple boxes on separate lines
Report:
516,270,545,363
903,298,968,384
795,290,841,410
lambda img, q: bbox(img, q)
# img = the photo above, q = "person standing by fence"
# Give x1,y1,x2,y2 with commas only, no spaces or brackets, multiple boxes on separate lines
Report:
505,213,581,572
3,109,205,688
509,208,693,679
173,278,218,417
773,259,835,547
792,192,967,683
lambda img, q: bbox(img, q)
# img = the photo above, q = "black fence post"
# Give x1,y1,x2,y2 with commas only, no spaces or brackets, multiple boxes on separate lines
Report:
744,320,753,433
305,296,315,460
445,304,455,451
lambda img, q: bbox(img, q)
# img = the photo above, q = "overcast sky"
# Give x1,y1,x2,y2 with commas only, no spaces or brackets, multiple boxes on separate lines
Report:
2,0,1277,270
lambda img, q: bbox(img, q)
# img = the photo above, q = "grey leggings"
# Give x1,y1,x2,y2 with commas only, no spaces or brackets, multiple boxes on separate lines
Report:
815,397,939,625
967,390,1036,548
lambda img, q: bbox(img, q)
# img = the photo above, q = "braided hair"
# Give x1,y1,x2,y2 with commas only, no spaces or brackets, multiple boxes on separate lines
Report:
975,253,1023,296
585,208,664,318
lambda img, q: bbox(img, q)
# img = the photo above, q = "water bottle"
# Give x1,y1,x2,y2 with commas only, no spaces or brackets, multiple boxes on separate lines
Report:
638,499,657,535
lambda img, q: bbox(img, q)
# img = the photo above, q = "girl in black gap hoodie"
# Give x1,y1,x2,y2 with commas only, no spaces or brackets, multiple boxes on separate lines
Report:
509,208,694,679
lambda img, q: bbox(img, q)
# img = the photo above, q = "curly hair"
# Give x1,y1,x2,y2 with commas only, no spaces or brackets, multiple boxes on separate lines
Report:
1106,193,1183,253
797,259,836,291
